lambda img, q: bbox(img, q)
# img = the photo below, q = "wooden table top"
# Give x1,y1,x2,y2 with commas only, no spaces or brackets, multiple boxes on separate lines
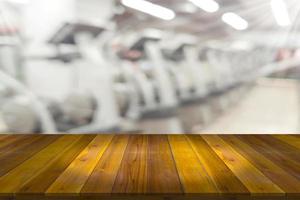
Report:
0,134,299,200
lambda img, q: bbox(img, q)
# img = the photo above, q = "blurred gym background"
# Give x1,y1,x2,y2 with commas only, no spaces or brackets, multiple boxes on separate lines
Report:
0,0,300,134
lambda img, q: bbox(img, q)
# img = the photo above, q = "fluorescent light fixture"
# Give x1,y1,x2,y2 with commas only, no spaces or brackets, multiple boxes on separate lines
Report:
222,12,248,30
189,0,219,13
121,0,175,20
182,3,198,13
270,0,291,27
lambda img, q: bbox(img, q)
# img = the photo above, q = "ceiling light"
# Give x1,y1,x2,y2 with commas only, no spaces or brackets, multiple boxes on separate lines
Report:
222,12,249,30
189,0,219,13
270,0,291,27
121,0,176,20
182,3,197,13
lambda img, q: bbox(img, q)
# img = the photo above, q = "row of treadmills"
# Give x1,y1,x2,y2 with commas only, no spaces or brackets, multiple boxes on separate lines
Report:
0,22,278,134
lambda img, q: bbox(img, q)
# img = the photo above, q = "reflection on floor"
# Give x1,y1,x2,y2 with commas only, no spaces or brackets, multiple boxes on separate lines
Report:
204,78,300,134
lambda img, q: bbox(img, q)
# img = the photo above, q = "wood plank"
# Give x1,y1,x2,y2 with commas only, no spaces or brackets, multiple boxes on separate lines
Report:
220,135,300,194
238,135,300,180
81,135,129,194
18,135,96,194
112,135,148,194
0,135,29,151
46,135,114,194
0,135,41,155
258,135,300,163
147,135,182,194
168,135,218,194
201,135,284,195
0,134,9,137
187,135,249,195
0,135,60,177
0,135,78,193
0,135,11,142
274,135,300,150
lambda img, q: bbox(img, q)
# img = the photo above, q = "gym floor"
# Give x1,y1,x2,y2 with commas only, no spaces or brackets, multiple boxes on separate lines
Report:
204,78,300,133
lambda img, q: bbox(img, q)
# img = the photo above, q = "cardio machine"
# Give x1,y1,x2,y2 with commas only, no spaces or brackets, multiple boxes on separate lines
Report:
47,22,125,133
162,41,214,132
119,31,183,133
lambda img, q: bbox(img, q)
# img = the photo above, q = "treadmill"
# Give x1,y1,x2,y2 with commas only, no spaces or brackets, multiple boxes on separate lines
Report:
163,43,213,132
123,32,183,133
49,22,122,133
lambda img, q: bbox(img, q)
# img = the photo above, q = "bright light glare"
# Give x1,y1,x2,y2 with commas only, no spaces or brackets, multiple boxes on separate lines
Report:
121,0,176,20
4,0,29,4
222,12,249,30
271,0,291,27
189,0,219,13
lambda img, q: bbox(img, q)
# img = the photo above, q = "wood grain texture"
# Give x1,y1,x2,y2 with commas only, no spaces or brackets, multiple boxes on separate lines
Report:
18,135,96,194
238,135,300,180
82,134,129,194
187,135,249,195
0,134,299,200
147,135,182,194
220,135,300,194
112,135,148,194
168,135,218,194
201,135,284,195
259,135,300,163
0,135,75,193
0,135,59,177
46,135,114,194
0,134,10,141
0,135,30,152
274,135,300,149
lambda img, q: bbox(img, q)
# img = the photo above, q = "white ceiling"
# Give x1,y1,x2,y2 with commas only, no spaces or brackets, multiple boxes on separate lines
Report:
113,0,300,43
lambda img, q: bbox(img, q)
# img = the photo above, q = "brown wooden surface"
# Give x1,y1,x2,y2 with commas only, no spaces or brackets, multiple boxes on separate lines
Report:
0,134,299,200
